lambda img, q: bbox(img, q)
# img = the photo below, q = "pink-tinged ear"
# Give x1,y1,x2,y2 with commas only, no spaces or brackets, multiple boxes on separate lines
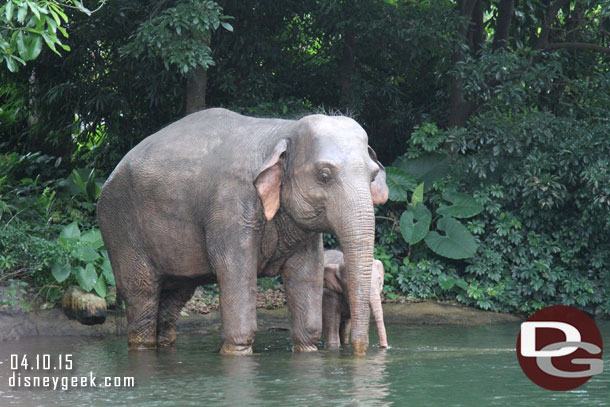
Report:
324,264,343,293
255,139,288,221
368,146,389,205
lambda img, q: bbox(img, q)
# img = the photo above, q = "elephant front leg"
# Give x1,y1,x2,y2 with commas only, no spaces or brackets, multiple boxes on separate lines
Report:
282,237,324,352
207,224,259,355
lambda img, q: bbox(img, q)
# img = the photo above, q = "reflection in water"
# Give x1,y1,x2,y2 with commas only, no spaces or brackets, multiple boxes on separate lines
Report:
219,356,261,407
287,352,326,405
0,323,608,407
350,349,391,406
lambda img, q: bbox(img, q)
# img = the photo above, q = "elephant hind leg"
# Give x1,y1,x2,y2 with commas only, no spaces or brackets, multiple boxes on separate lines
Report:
115,252,161,350
157,286,197,346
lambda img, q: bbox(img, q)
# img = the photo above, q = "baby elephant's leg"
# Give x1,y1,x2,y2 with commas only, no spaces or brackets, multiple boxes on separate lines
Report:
322,289,343,348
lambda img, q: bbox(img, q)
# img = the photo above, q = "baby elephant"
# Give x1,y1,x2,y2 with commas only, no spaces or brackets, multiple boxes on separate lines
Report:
322,249,388,348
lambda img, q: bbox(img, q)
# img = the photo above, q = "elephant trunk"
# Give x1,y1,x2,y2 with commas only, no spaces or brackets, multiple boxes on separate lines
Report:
331,187,375,356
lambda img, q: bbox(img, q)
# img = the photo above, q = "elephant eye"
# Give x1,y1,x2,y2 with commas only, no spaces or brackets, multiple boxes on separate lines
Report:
370,167,379,182
317,167,333,184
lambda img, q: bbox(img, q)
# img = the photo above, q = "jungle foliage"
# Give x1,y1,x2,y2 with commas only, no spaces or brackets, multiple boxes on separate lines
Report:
1,0,609,316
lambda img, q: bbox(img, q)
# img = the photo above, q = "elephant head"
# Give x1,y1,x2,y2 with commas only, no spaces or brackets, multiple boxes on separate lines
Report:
255,115,388,355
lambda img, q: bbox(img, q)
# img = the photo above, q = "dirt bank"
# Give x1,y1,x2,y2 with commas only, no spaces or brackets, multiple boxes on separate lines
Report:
0,300,522,342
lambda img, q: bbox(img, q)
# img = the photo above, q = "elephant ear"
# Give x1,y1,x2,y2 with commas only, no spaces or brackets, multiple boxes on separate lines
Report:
255,139,288,221
368,146,389,206
323,263,343,294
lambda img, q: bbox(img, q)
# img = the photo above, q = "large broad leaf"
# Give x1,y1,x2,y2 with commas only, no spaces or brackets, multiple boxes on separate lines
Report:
411,182,424,207
71,244,101,262
73,264,97,292
395,153,450,191
93,273,107,298
399,204,432,244
437,191,484,219
80,229,104,249
424,217,478,259
385,167,418,202
51,262,71,283
59,222,80,243
85,168,101,201
69,169,87,196
100,251,115,286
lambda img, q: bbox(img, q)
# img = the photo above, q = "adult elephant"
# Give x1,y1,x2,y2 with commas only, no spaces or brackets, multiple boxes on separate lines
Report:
97,108,388,355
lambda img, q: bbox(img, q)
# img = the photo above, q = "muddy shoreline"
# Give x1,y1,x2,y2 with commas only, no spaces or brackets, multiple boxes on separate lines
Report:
0,301,522,342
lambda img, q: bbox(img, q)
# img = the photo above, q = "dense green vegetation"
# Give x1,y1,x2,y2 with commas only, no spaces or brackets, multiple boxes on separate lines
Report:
1,0,609,316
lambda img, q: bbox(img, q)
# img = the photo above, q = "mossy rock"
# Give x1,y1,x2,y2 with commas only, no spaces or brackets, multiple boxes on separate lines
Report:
61,286,107,325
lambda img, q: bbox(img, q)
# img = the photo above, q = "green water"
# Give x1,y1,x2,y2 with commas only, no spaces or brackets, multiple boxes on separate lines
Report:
1,323,608,406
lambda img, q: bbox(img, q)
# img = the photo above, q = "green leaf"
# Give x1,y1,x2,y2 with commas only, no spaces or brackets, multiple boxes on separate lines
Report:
437,191,484,219
385,167,418,202
438,274,456,290
28,35,42,59
93,273,107,298
85,170,101,201
399,203,432,244
73,264,97,292
80,229,103,249
395,153,450,191
220,21,233,32
456,279,469,290
17,5,27,23
27,1,40,20
51,262,71,283
60,221,80,242
45,16,57,34
424,217,478,259
5,2,14,21
16,31,27,58
411,182,424,207
100,254,115,286
41,32,60,55
5,56,18,72
46,286,63,303
49,7,61,25
49,3,68,23
69,169,87,195
71,244,101,262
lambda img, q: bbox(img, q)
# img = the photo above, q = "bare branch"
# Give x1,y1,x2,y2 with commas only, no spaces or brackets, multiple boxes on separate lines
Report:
545,42,610,55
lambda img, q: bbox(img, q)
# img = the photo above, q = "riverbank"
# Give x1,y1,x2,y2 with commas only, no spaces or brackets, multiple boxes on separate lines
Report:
0,298,522,342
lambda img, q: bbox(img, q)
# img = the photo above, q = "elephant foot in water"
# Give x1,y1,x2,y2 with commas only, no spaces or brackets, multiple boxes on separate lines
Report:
220,343,254,355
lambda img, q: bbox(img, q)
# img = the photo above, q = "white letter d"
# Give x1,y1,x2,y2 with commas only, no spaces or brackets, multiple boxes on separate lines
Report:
520,322,581,357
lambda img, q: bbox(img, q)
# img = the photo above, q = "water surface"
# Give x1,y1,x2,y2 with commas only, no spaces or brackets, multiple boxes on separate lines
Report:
1,322,608,406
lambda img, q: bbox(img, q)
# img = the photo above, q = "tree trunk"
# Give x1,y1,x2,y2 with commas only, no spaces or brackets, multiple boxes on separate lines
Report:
448,0,478,128
535,0,569,49
470,0,485,53
185,66,207,114
492,0,514,50
338,26,356,112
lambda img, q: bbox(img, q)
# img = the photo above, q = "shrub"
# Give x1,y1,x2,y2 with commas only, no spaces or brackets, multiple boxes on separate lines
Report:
377,113,610,316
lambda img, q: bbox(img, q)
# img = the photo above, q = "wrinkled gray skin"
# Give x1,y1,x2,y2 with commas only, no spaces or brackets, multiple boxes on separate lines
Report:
97,108,389,356
322,250,387,349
